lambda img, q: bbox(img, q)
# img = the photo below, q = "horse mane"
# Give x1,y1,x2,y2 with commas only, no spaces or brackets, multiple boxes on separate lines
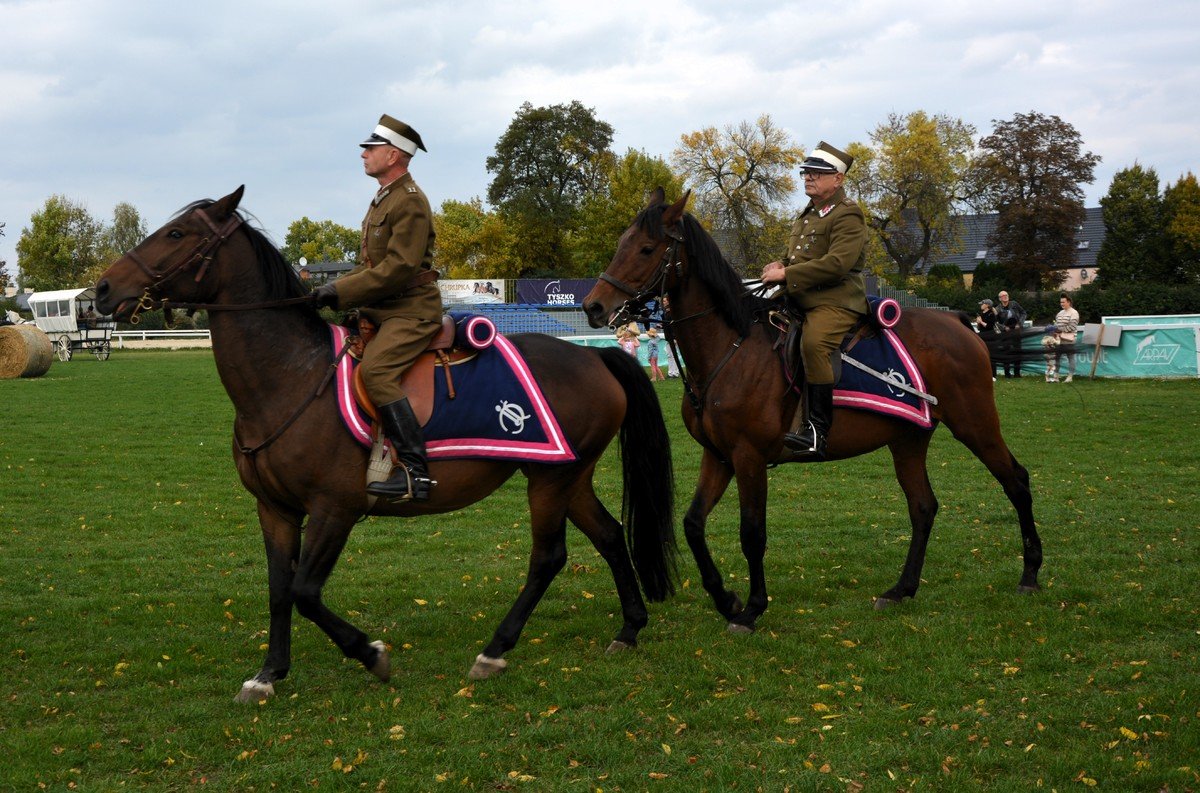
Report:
174,200,308,301
635,203,766,336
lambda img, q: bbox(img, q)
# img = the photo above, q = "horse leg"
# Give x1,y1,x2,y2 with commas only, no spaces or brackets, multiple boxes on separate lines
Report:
726,455,770,633
288,508,391,684
875,437,938,609
565,486,648,653
683,449,744,623
470,477,570,680
950,429,1043,593
236,502,301,703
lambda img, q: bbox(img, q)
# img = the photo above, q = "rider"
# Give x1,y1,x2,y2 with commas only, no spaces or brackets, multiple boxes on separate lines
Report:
312,114,444,501
760,141,869,460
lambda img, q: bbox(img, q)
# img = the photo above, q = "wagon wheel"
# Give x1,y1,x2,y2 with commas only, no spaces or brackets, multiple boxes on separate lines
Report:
94,340,112,361
56,335,73,362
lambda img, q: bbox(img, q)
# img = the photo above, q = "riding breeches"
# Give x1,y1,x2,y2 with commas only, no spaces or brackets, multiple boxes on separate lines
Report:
801,305,862,384
359,315,442,405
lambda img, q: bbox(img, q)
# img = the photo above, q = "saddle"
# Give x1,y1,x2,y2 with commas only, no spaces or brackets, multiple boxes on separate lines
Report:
770,296,904,390
348,313,476,425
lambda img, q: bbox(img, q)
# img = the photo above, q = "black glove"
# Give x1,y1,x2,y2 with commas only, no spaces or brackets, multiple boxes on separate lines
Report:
311,284,338,309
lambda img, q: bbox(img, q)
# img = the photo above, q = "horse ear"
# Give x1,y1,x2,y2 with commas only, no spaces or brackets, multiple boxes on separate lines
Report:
663,190,691,225
211,185,246,220
646,186,666,208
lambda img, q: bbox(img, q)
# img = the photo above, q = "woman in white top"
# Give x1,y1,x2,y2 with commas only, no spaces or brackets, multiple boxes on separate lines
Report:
1042,294,1080,382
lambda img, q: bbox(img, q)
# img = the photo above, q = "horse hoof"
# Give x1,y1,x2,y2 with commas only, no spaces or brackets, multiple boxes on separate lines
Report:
368,640,391,682
606,640,633,654
873,596,900,611
235,678,274,704
1016,584,1041,594
726,622,754,635
468,653,507,680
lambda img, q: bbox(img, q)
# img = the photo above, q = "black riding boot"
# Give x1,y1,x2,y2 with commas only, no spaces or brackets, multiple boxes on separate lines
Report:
367,398,434,501
784,383,834,460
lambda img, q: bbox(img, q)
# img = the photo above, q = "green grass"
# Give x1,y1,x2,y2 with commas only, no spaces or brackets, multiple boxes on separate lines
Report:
2,352,1198,791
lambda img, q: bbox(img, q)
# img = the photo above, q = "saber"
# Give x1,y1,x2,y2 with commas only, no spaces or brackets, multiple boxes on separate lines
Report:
840,353,939,405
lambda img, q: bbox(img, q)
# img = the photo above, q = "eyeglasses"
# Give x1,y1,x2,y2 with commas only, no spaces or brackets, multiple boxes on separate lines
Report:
803,172,832,179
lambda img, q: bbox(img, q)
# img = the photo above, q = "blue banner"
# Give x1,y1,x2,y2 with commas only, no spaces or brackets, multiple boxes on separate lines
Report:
515,279,597,306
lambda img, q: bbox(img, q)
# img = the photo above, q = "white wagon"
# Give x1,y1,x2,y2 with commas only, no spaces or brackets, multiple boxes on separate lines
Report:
27,287,116,361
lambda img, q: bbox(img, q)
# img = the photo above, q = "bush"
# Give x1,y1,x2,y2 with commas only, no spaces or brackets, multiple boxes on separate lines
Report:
926,264,964,289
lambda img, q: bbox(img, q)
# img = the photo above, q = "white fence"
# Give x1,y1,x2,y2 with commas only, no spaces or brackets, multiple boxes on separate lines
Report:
112,329,212,348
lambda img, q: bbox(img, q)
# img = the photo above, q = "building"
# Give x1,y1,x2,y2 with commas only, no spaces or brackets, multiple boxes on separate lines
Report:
925,207,1104,289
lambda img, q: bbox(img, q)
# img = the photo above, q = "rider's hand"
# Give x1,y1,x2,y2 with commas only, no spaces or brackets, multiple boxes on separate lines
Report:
761,261,786,285
311,284,339,309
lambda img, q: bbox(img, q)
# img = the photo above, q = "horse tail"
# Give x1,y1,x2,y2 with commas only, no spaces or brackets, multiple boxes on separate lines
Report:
598,347,678,602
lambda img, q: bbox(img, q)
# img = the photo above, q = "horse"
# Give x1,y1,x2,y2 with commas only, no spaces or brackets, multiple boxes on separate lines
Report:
582,189,1042,633
94,186,678,702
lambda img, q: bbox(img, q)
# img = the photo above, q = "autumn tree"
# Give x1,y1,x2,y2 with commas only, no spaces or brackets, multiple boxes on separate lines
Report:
850,111,976,284
672,114,802,271
433,198,523,279
281,217,359,265
16,195,105,291
486,101,615,274
90,202,149,283
1095,163,1168,284
1162,172,1200,283
570,149,685,274
970,111,1100,289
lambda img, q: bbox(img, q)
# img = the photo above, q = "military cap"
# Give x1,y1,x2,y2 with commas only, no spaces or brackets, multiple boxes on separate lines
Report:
800,141,853,174
360,114,427,154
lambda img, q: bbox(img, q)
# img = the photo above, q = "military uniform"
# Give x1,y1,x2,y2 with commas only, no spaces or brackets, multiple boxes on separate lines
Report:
333,171,443,405
780,184,869,384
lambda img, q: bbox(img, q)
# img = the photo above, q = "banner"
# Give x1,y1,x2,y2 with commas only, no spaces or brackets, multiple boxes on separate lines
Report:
514,279,597,306
439,279,506,305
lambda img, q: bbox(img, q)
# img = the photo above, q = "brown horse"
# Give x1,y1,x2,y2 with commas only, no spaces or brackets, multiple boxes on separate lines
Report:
583,190,1041,632
94,187,677,702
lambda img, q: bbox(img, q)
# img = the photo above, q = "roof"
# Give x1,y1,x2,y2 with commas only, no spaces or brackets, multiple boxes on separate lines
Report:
923,207,1104,274
27,287,95,303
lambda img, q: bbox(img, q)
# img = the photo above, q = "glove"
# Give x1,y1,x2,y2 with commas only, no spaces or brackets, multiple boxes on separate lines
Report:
311,284,338,309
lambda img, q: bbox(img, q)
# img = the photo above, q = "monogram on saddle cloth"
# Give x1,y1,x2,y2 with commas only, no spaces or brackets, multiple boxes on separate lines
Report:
774,296,933,428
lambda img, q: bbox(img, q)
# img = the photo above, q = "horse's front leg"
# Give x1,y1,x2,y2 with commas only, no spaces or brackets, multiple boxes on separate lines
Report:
236,501,301,703
683,449,742,622
726,453,770,633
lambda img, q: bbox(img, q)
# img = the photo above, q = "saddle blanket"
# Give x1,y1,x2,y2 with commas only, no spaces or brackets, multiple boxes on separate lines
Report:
835,316,932,429
330,321,577,463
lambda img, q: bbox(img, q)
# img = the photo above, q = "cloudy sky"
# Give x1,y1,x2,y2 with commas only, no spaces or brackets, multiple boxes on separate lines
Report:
1,0,1196,277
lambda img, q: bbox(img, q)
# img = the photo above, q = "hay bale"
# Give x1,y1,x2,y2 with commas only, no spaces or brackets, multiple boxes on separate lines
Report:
0,325,54,378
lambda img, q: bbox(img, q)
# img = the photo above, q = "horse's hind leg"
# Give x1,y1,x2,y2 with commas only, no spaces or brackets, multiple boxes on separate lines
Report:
950,425,1043,593
683,449,744,623
566,486,648,653
876,436,939,609
470,475,571,680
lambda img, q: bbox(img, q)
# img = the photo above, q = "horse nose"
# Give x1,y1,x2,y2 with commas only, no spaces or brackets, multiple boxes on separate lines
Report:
583,301,604,328
94,279,112,311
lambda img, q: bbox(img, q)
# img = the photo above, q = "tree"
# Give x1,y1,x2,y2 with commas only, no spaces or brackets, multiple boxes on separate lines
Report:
90,202,150,284
281,217,359,266
485,101,615,274
672,114,802,271
1162,172,1200,283
433,198,524,279
1095,163,1168,284
971,111,1101,290
850,111,977,283
0,221,10,292
15,195,105,291
570,149,685,275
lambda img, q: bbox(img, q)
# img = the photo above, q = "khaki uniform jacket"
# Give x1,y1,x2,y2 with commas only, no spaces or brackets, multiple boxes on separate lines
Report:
781,186,868,315
334,171,443,324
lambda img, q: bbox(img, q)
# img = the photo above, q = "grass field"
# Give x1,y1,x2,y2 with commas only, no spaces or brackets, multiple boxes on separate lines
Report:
2,350,1197,791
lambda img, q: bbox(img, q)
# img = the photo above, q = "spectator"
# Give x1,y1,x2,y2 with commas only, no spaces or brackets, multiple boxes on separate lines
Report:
617,323,640,358
996,290,1027,378
646,326,665,381
975,298,999,379
1042,293,1080,383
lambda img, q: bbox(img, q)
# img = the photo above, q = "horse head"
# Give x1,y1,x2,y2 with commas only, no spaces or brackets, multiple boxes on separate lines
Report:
95,186,247,321
584,188,690,330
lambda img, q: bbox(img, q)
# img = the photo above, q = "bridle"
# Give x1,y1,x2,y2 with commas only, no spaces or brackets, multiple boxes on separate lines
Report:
122,206,310,324
599,225,684,329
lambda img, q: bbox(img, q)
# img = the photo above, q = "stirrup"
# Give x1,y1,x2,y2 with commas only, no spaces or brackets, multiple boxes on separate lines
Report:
784,422,823,456
366,465,435,502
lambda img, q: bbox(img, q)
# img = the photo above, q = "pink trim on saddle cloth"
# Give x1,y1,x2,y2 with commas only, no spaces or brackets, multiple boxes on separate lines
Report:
833,328,933,429
328,323,576,463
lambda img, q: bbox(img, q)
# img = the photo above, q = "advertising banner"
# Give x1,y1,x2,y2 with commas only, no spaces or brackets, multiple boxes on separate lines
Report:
514,279,597,306
1081,325,1199,378
439,279,506,305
